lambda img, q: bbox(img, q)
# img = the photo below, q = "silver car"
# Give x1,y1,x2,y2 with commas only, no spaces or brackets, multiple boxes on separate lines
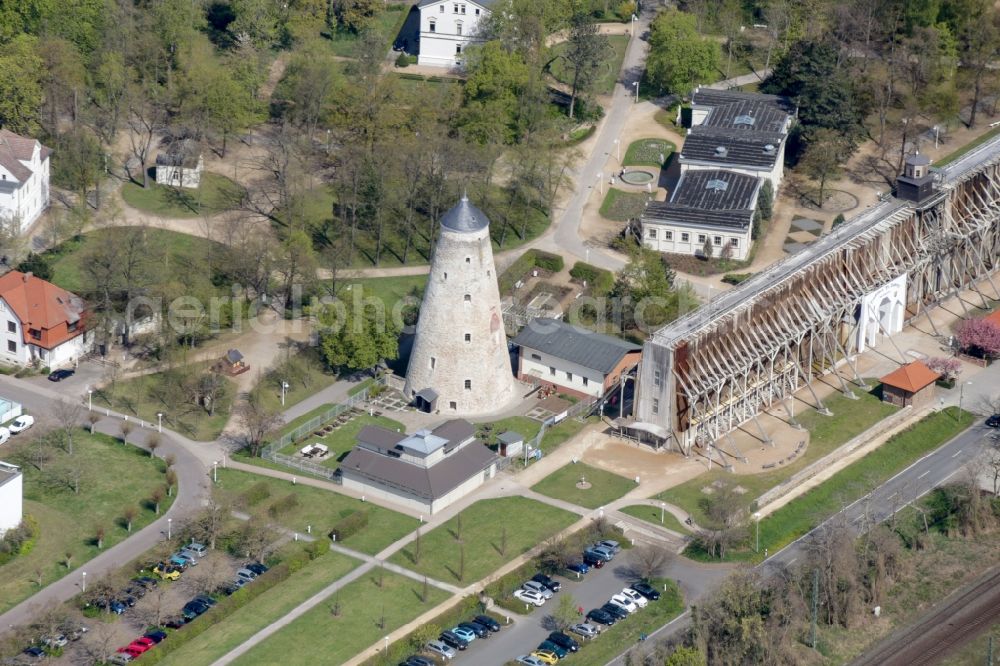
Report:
570,622,600,638
522,580,554,600
426,639,456,660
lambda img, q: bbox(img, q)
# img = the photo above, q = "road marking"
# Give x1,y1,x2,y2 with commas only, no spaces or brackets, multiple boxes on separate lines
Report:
787,558,797,566
952,449,963,458
918,470,930,479
853,515,864,524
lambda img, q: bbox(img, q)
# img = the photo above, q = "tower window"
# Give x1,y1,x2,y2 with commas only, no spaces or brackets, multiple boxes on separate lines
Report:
464,333,471,342
449,401,457,410
465,257,471,263
582,377,589,387
456,44,462,54
654,369,662,387
652,398,659,414
430,357,436,369
464,294,471,302
549,366,556,376
464,379,471,390
566,371,573,381
429,19,436,32
443,272,447,280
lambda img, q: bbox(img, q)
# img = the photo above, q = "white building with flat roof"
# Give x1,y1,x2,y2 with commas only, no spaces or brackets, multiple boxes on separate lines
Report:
0,462,23,537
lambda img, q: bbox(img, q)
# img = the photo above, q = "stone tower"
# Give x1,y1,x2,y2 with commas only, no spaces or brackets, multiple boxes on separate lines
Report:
404,194,516,415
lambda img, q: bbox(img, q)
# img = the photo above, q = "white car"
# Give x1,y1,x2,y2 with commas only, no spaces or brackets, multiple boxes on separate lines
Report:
8,415,34,433
516,656,546,666
0,427,9,445
621,587,649,608
522,580,554,600
513,588,546,606
609,593,639,614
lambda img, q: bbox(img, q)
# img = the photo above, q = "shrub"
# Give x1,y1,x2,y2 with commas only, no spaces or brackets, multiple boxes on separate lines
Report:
397,72,424,81
0,515,38,566
722,273,752,285
395,52,410,68
832,213,846,227
533,251,565,273
267,493,300,518
240,481,272,507
615,0,637,20
329,510,369,542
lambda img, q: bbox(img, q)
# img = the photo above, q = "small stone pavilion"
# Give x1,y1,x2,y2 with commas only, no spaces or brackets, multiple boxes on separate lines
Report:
880,361,940,408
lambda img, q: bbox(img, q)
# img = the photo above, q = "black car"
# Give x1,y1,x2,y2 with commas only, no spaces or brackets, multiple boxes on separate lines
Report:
135,576,158,589
987,414,1000,428
582,551,606,568
122,595,138,607
245,562,269,576
144,630,167,644
458,621,489,638
400,657,434,666
531,573,562,593
601,602,629,621
474,614,501,632
165,616,187,629
182,600,210,620
193,594,217,607
47,369,74,382
586,608,616,626
218,582,241,596
125,585,146,598
631,581,661,601
547,631,579,652
439,630,469,651
22,647,45,659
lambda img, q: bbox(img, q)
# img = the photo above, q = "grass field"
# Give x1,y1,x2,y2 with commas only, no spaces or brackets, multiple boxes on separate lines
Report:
336,275,427,313
277,412,406,469
250,348,338,414
935,125,1000,167
658,384,897,526
623,138,675,167
94,363,234,441
231,568,450,665
0,431,173,614
476,415,591,456
322,6,408,57
600,188,650,221
121,172,243,218
215,469,418,554
549,34,630,95
159,551,359,665
619,504,691,535
531,462,634,509
389,497,578,583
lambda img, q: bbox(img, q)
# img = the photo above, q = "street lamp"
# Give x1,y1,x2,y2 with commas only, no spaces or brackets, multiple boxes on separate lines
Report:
281,381,290,406
213,460,218,483
383,636,389,653
81,571,87,593
597,171,603,195
87,389,93,411
167,518,172,540
959,380,973,421
633,81,640,103
754,512,761,553
631,13,637,36
157,412,163,433
613,138,620,162
660,502,665,524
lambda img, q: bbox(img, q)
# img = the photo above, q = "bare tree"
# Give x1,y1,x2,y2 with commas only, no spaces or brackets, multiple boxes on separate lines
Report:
94,525,106,549
87,411,101,434
122,506,138,533
52,401,83,454
238,397,284,458
625,544,676,581
119,419,134,446
151,487,164,515
146,432,161,457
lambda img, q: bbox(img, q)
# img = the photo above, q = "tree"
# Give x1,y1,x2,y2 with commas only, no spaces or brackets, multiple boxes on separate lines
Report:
146,433,161,458
94,524,105,549
701,235,714,259
610,244,692,331
562,13,608,119
800,128,850,205
408,623,441,650
645,10,721,95
124,82,166,188
954,0,1000,128
550,594,579,630
0,34,44,134
151,487,164,515
229,0,282,48
460,40,531,145
926,356,962,381
955,317,1000,359
122,506,137,533
628,544,675,581
238,395,284,457
756,180,773,222
665,647,707,666
165,468,178,496
52,401,82,455
119,420,134,446
16,253,53,281
331,0,381,33
87,411,100,434
314,297,400,372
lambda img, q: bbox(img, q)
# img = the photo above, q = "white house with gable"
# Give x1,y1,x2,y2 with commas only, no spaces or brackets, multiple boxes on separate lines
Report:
0,129,51,233
416,0,493,68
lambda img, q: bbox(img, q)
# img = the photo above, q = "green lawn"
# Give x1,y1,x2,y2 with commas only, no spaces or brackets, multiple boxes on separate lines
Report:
337,275,427,312
658,384,897,526
391,73,462,98
250,347,338,415
475,415,591,456
231,568,449,665
600,188,650,221
531,462,634,509
277,412,406,469
619,504,691,535
93,363,234,442
121,172,243,218
934,125,1000,166
389,497,578,583
322,6,408,57
549,34,630,95
159,551,359,665
276,403,338,442
0,431,173,614
623,138,675,167
215,469,418,555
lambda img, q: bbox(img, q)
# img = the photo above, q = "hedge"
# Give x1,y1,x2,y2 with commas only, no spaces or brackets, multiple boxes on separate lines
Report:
498,249,566,294
534,251,564,273
569,262,615,295
267,493,300,518
721,273,752,285
240,481,271,507
330,510,369,542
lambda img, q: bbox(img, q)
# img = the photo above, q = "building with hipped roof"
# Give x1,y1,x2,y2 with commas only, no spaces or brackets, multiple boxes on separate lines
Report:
339,419,497,514
416,0,493,68
0,270,90,368
879,361,940,409
0,129,51,233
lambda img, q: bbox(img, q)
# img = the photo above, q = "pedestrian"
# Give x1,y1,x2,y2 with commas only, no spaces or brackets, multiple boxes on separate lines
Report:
639,632,647,642
577,605,584,615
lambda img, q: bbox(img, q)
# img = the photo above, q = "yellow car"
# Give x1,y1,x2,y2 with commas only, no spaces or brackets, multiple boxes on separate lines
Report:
153,563,181,581
531,650,559,665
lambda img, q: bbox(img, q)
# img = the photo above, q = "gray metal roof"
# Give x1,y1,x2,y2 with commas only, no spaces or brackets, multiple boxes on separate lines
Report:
0,461,21,489
513,318,641,374
431,419,476,446
680,132,786,169
440,193,491,233
341,442,496,500
356,425,406,450
907,153,930,166
498,431,523,444
397,430,449,456
691,87,795,115
643,169,759,231
699,99,789,134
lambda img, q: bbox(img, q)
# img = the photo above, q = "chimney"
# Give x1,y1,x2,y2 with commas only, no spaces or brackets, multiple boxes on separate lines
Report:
23,272,31,282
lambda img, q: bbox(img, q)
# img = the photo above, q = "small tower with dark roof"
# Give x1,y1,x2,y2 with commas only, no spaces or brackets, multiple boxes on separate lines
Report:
404,194,516,415
896,152,936,203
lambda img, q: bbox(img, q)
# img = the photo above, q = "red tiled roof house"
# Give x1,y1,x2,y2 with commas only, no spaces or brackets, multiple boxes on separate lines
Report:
880,361,940,409
0,271,90,369
0,129,51,232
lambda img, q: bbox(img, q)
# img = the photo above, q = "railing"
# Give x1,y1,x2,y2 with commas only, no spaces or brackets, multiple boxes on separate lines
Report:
260,385,374,459
520,395,600,461
268,452,340,481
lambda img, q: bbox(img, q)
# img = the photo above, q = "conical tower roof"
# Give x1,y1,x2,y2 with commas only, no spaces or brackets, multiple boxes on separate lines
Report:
440,192,490,233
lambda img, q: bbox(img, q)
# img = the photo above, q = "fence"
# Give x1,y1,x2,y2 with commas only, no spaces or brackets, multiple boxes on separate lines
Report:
260,385,374,459
519,395,600,463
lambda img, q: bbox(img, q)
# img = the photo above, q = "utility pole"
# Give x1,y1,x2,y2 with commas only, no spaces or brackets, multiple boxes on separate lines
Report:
988,635,994,666
811,568,819,650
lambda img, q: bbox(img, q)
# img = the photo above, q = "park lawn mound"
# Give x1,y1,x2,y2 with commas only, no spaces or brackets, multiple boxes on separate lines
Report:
215,469,418,555
619,504,690,535
121,172,243,218
230,568,450,666
623,138,675,167
0,431,174,614
685,406,973,562
388,497,579,584
531,462,634,509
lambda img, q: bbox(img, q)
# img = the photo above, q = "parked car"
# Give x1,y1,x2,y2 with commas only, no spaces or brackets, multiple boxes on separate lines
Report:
143,630,167,644
8,415,34,433
516,656,545,666
570,622,600,638
566,560,589,575
450,626,476,643
630,581,661,601
586,609,616,626
218,582,241,596
474,614,501,632
109,653,133,665
457,621,489,638
600,602,629,621
109,600,127,615
48,369,75,382
400,656,434,666
124,584,145,599
537,640,568,659
609,593,639,614
547,632,579,652
236,568,258,583
621,587,648,608
135,576,158,589
0,427,10,445
531,573,562,592
129,637,156,652
522,580,554,600
184,542,208,557
170,553,195,568
590,545,616,560
153,563,181,580
117,645,145,658
182,600,210,620
438,630,468,651
425,640,456,660
193,594,217,607
178,550,201,565
597,539,621,554
22,647,45,659
245,562,269,576
582,551,606,568
513,588,546,606
531,649,560,665
42,634,68,648
164,617,187,629
122,594,138,607
987,414,1000,428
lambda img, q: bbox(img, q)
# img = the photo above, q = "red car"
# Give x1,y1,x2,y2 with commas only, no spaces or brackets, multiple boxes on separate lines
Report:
130,637,156,651
117,646,144,659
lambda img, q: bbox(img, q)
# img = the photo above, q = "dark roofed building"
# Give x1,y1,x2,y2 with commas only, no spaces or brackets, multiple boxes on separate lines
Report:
680,132,786,170
513,318,641,398
340,419,497,514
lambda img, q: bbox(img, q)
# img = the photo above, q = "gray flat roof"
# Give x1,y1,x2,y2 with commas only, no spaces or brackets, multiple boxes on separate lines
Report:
643,170,759,231
699,99,790,134
691,87,795,115
356,425,406,449
341,442,496,500
431,420,476,447
681,132,785,169
513,318,641,374
0,461,20,489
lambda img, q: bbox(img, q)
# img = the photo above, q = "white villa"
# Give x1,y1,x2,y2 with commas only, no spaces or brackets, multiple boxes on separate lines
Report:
0,271,90,369
416,0,493,68
0,129,51,233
